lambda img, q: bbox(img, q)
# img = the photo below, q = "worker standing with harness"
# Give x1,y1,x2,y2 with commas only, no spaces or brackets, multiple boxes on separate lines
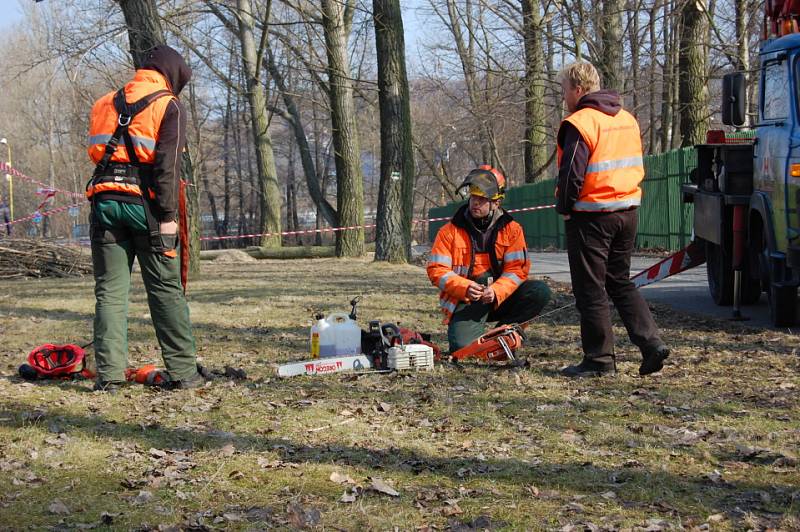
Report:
86,45,202,392
427,166,551,353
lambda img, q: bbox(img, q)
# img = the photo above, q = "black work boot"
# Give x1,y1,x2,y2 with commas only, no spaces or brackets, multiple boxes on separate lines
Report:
159,372,206,391
93,380,124,395
561,356,616,378
639,345,670,376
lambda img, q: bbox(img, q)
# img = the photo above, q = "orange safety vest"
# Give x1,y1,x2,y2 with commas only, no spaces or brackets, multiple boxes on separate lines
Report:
557,107,644,212
86,69,175,200
427,206,530,324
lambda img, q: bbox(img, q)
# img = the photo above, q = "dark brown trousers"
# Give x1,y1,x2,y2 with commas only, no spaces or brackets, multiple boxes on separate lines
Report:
565,209,662,359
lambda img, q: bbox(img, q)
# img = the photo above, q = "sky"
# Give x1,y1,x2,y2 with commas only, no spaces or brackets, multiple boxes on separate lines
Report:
0,0,431,61
0,0,23,29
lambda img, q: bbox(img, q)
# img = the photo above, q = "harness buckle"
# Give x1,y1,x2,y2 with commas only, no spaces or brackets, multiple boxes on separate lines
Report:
118,114,132,127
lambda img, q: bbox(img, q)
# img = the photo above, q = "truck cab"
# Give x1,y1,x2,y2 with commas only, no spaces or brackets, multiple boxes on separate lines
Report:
683,14,800,326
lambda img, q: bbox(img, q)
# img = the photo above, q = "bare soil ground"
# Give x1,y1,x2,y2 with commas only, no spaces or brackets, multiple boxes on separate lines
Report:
0,258,798,530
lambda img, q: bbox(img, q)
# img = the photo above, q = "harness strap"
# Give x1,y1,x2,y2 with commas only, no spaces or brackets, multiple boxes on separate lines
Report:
89,88,175,253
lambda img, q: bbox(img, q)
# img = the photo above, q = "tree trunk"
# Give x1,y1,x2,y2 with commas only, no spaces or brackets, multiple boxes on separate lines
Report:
188,82,220,244
286,140,301,245
598,0,624,92
628,0,640,114
648,0,659,152
373,0,414,263
237,0,281,247
659,0,674,151
266,48,337,227
678,0,709,147
222,80,233,241
118,0,200,274
736,0,750,126
521,0,549,183
321,0,365,257
118,0,165,67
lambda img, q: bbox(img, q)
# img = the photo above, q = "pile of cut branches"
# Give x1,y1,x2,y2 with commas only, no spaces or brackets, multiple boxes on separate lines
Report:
0,239,92,279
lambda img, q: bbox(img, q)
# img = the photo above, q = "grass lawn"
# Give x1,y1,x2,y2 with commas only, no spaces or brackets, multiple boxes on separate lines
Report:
0,256,798,530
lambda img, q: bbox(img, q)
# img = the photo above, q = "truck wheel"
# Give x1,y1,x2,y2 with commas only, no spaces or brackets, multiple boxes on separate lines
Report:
768,283,798,327
741,256,763,305
706,242,733,305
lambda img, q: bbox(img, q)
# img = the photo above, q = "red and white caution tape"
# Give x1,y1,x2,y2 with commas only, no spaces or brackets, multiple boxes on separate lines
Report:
198,204,557,242
631,240,706,288
0,161,84,199
3,201,85,228
0,160,557,242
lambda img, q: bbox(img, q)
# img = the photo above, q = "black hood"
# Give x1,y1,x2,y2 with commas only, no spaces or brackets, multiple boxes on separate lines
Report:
142,45,192,96
576,90,621,116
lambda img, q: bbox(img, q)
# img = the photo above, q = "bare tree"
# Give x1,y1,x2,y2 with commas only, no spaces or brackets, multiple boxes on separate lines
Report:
521,0,550,183
321,0,365,257
598,0,624,92
678,0,709,146
373,0,414,262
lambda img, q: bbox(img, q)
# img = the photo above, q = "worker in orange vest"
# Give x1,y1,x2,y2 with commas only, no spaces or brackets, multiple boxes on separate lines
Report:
556,61,669,378
427,165,551,352
86,45,202,393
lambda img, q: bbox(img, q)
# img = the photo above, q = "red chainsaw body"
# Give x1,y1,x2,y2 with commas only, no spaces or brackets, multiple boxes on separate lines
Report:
450,324,524,362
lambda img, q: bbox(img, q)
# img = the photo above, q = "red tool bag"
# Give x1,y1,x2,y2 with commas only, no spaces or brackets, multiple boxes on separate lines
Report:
19,344,95,380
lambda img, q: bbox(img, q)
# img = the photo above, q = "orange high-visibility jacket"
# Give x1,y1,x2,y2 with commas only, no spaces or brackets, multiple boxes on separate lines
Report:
86,70,174,199
557,107,644,212
427,205,530,324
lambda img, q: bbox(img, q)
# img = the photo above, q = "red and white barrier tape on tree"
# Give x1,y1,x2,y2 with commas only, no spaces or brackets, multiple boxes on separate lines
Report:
198,204,557,242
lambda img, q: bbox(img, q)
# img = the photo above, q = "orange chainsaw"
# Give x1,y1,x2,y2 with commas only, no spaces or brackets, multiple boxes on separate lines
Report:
450,324,526,363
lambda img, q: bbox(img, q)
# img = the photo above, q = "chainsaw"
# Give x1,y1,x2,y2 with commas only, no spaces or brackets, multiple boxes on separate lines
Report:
448,302,575,364
450,324,526,363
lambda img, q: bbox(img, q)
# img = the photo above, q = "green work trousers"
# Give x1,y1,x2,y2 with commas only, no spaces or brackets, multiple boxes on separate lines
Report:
91,199,196,383
448,274,551,353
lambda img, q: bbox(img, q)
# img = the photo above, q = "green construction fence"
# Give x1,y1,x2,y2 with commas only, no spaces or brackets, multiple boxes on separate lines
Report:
427,147,698,251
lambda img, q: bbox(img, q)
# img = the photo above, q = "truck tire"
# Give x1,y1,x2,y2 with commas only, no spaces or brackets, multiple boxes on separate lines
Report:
768,283,798,327
706,242,733,305
741,256,763,304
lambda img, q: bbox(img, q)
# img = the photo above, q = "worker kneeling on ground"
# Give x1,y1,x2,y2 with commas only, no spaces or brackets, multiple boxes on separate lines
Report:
86,45,203,393
427,166,551,353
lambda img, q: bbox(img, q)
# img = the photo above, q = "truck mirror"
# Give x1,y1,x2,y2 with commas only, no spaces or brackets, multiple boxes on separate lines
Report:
721,72,746,126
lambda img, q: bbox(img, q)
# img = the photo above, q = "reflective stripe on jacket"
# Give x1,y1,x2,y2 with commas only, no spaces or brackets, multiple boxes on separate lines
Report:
427,205,530,324
556,107,644,212
86,69,174,199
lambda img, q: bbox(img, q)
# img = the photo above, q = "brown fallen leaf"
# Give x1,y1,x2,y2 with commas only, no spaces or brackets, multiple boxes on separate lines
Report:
229,470,245,480
329,471,354,485
369,477,400,497
339,487,361,503
133,490,153,505
149,448,168,458
441,499,463,516
48,499,70,515
220,443,236,456
525,485,540,497
561,429,583,445
286,502,321,529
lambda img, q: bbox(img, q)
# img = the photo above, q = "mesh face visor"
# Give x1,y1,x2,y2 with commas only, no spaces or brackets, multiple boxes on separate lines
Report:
457,168,504,200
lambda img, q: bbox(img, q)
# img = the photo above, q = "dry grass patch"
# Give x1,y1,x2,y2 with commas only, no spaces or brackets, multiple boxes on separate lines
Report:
0,257,798,530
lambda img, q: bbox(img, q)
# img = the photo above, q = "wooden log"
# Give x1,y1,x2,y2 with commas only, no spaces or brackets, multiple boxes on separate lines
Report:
200,243,377,261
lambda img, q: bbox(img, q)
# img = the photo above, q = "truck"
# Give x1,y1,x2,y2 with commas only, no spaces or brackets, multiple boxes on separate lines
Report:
680,1,800,327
